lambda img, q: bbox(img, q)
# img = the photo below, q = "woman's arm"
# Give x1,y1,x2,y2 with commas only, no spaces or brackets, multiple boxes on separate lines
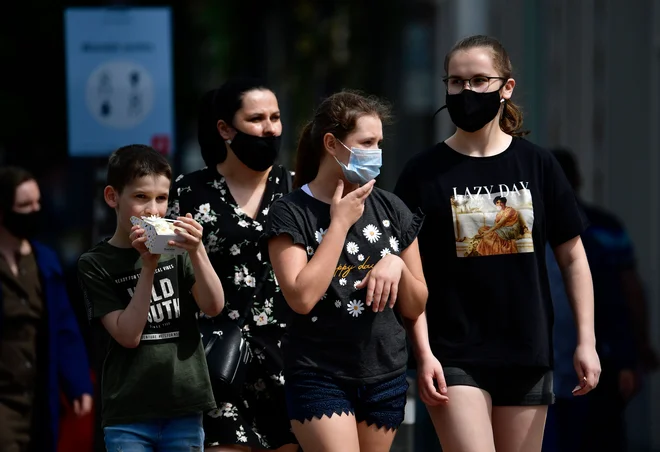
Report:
392,239,428,319
404,313,449,405
554,236,595,346
554,235,601,394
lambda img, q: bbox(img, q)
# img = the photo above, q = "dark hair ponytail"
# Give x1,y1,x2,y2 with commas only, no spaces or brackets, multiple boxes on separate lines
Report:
293,90,392,189
198,89,225,167
500,100,526,137
293,122,319,189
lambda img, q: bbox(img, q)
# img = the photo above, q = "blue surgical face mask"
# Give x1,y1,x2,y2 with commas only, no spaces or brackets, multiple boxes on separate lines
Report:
334,139,382,185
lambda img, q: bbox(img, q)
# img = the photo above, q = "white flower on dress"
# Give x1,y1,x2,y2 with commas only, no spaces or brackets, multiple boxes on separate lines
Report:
335,300,342,308
211,180,223,190
198,203,211,215
229,244,241,255
254,312,268,326
262,207,269,215
357,254,365,261
363,224,382,243
177,186,191,196
209,403,239,421
311,316,318,322
354,280,362,289
234,206,243,216
236,426,248,443
257,252,262,261
346,242,359,254
347,300,365,317
389,236,400,252
276,177,280,184
175,174,184,182
339,278,347,286
237,220,250,228
383,219,391,228
315,228,328,244
228,310,240,320
270,372,285,386
244,274,256,288
380,248,391,258
254,222,263,231
306,246,315,255
233,272,244,285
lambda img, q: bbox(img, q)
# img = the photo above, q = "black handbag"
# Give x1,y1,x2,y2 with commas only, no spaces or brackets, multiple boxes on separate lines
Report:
201,169,292,393
201,268,269,393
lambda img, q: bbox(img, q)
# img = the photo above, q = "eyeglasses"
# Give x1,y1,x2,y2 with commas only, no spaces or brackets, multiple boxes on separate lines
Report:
443,76,507,95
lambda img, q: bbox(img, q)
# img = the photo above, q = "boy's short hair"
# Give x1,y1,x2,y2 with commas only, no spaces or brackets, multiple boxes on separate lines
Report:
107,144,172,193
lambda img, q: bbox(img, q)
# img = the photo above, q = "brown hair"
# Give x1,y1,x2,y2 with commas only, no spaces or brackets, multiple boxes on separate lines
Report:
294,90,392,188
107,144,172,194
444,35,528,136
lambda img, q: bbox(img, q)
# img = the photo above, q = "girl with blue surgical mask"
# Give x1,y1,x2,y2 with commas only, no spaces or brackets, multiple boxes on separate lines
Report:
265,90,428,452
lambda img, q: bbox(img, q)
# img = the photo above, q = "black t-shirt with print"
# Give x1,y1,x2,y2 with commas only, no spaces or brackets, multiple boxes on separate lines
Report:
267,187,423,384
394,137,586,370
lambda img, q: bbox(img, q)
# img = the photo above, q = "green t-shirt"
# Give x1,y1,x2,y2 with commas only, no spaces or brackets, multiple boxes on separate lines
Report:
78,240,215,427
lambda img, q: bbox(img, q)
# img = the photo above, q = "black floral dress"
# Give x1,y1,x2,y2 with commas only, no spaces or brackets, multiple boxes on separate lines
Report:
167,164,297,449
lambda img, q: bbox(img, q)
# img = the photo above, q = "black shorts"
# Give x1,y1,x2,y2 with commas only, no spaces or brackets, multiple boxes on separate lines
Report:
285,370,409,430
442,366,554,406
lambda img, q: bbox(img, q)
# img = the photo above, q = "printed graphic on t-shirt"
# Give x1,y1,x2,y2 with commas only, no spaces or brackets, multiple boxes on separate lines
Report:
114,261,183,342
451,182,534,257
310,218,400,320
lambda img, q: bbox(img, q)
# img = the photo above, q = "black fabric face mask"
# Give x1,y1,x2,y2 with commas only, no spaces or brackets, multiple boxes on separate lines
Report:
228,130,282,172
2,210,42,240
435,89,503,133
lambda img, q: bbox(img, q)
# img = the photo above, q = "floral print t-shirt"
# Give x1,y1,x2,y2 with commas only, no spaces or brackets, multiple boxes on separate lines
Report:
267,186,423,384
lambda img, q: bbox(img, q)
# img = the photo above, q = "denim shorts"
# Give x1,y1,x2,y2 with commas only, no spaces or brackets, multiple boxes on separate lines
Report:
442,366,554,406
285,370,409,431
104,413,204,451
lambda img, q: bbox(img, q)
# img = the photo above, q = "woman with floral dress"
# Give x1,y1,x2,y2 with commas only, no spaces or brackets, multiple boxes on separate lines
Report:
168,78,297,452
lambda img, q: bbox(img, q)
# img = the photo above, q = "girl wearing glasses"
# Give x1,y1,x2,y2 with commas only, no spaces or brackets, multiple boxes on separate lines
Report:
394,35,601,452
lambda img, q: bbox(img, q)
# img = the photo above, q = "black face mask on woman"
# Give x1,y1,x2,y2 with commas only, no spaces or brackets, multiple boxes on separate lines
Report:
434,89,504,133
2,210,42,240
227,130,282,172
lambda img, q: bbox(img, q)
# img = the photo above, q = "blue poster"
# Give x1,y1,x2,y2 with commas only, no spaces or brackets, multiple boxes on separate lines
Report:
64,7,174,157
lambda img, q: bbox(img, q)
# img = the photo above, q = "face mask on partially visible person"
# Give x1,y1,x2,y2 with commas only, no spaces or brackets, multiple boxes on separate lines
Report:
334,139,382,185
2,209,42,240
226,130,282,172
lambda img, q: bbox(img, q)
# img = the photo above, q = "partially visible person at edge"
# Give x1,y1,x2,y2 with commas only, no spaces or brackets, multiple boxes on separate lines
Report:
78,145,225,450
168,78,298,452
393,35,601,452
0,166,93,452
541,148,659,452
266,90,428,452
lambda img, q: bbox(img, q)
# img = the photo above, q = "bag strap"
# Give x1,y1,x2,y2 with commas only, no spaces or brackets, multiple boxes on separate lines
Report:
235,166,293,328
